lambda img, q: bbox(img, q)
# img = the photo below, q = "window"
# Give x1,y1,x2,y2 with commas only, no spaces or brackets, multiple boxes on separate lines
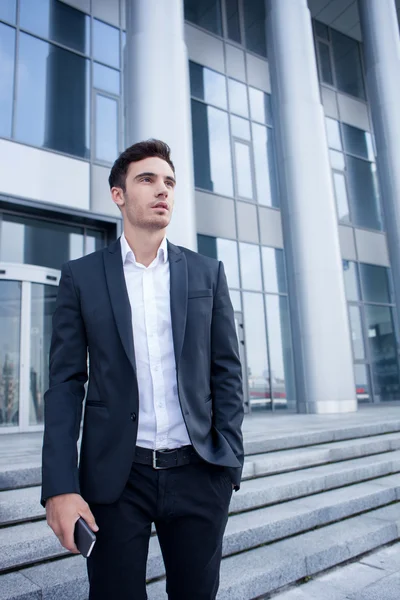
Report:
239,243,262,290
228,78,249,117
234,141,254,199
15,33,90,158
249,88,272,125
93,63,120,95
189,62,227,109
243,0,267,57
191,100,233,196
331,29,365,99
332,171,350,223
93,19,120,69
19,0,90,54
325,118,342,151
359,264,393,305
349,305,365,360
231,116,250,140
184,0,222,36
346,156,382,231
242,292,270,407
262,247,287,294
95,94,118,164
252,123,279,208
0,0,16,24
315,20,329,40
342,124,374,161
343,260,361,302
317,41,333,86
0,22,15,138
226,0,241,43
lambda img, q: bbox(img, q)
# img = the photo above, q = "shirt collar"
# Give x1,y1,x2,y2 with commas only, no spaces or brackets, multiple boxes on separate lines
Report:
120,233,168,266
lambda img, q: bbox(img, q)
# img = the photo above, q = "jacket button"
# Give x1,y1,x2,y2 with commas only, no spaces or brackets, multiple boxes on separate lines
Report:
130,412,136,422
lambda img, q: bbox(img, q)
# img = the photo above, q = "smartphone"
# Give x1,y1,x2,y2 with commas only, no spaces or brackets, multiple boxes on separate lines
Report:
74,517,97,558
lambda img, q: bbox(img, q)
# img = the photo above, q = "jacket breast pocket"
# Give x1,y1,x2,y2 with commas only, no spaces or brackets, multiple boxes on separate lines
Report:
188,289,213,299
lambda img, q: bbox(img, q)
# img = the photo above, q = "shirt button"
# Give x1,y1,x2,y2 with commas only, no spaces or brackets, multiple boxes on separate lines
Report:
130,412,137,422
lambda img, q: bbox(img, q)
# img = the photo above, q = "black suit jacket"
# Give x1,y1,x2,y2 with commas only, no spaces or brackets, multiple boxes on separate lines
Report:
41,239,244,506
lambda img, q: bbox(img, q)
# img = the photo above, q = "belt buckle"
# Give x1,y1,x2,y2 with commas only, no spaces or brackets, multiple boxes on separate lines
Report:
152,449,167,470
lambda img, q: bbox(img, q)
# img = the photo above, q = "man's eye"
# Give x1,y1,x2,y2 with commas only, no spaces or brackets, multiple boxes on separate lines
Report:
142,177,151,182
166,181,173,187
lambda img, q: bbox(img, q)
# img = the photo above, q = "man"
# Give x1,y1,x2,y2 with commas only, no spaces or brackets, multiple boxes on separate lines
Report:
42,139,244,600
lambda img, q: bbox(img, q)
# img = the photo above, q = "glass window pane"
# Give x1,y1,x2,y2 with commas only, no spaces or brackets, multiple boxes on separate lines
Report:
234,142,253,199
342,260,360,302
365,305,400,401
0,280,21,427
183,0,222,35
252,123,279,207
15,33,90,158
191,100,233,196
262,247,287,294
228,79,249,117
349,305,365,360
240,243,262,290
197,234,217,259
331,29,365,99
217,239,240,288
325,118,342,150
189,62,227,109
346,156,383,231
0,22,15,138
95,95,118,163
229,290,241,311
332,171,350,223
266,295,296,410
330,150,345,171
0,213,84,269
19,0,90,54
0,0,16,23
359,264,392,304
318,41,333,85
354,364,371,402
226,0,241,43
315,20,329,40
85,230,105,255
231,115,250,140
242,292,270,409
243,0,267,57
249,87,272,125
93,19,120,68
342,124,374,160
93,62,120,95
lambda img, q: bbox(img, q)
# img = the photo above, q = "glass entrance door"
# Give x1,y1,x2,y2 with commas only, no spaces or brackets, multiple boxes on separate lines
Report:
0,264,59,433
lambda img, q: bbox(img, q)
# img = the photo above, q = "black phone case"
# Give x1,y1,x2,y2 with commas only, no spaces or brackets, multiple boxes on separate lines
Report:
74,517,96,558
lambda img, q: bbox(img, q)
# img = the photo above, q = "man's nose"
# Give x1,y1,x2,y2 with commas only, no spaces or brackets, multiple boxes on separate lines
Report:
156,181,168,197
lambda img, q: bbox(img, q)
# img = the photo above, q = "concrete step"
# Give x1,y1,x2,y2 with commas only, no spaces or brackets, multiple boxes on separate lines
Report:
0,464,41,492
2,472,399,579
242,432,400,479
243,419,400,455
3,503,400,600
0,486,44,526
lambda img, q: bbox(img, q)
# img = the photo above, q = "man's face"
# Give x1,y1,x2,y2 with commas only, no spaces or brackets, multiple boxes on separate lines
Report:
113,156,176,231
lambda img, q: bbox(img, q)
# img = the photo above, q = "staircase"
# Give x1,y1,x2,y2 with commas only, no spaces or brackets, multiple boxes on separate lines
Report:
1,416,400,599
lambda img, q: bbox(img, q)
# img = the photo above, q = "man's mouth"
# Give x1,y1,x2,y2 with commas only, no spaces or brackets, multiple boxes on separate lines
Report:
152,202,169,210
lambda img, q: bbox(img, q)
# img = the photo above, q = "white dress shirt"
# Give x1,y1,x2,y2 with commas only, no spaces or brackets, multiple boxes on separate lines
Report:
120,233,191,450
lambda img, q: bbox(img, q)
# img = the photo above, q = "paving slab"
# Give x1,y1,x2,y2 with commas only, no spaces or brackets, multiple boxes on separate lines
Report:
351,571,400,600
360,541,400,572
0,572,41,600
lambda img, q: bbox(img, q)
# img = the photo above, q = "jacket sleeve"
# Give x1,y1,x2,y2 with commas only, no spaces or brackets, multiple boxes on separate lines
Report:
41,262,88,506
210,261,244,490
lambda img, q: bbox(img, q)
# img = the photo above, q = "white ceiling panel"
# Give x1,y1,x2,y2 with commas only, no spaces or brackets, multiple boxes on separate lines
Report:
332,1,358,33
347,21,362,42
316,0,353,23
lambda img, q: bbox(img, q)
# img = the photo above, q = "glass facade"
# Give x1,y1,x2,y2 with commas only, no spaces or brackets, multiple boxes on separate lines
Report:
0,0,122,165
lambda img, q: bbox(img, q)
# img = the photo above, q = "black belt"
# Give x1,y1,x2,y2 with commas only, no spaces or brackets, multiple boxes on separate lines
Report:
133,445,200,470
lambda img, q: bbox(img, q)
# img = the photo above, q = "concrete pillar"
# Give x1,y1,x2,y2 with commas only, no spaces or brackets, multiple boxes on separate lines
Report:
358,0,400,332
266,0,356,413
124,0,197,250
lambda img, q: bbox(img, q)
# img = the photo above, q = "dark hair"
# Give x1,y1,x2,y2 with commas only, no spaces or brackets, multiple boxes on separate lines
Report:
108,139,175,190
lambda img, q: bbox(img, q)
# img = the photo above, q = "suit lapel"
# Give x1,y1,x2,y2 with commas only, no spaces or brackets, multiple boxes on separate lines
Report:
168,241,188,369
103,239,137,373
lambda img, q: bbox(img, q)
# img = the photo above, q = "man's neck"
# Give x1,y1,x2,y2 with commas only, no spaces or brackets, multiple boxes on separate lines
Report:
123,226,166,268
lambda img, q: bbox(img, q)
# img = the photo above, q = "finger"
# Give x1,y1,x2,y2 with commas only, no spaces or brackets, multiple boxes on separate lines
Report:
61,528,80,554
80,507,99,532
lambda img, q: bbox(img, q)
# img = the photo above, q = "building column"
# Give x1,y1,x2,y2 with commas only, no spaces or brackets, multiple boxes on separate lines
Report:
124,0,197,250
266,0,356,413
358,0,400,330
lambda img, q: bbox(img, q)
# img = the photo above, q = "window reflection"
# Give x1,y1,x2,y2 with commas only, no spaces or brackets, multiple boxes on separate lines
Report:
191,100,233,196
325,118,342,151
0,22,15,138
346,156,382,231
365,305,400,401
332,171,350,223
240,243,262,290
184,0,222,36
86,230,105,255
354,364,371,402
229,289,241,311
331,29,365,99
249,88,272,125
93,63,120,95
359,264,392,304
217,238,240,288
265,295,296,410
228,79,249,117
19,0,90,54
15,33,90,158
342,124,374,160
349,305,365,360
242,292,270,409
0,0,16,23
262,247,287,293
234,141,253,199
93,19,120,68
342,260,360,302
243,0,267,57
189,62,227,109
317,41,333,85
0,281,21,427
231,116,250,140
226,0,241,43
95,94,118,164
329,149,345,171
252,123,279,207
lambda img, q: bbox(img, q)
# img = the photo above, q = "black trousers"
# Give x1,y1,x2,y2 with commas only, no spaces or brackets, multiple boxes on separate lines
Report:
87,460,233,599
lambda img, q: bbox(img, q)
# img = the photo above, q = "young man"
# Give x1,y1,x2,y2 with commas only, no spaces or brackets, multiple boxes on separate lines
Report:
41,140,244,600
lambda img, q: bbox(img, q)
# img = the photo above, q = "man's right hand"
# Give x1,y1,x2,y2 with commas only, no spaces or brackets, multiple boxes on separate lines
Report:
46,493,99,553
